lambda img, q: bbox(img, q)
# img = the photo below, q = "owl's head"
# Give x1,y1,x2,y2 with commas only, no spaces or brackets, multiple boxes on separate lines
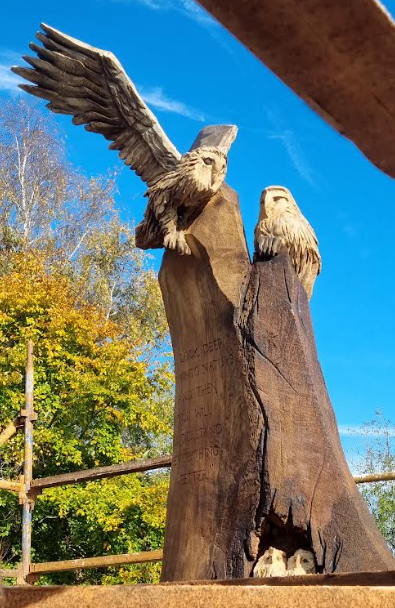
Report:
180,146,227,194
253,546,287,578
287,549,316,574
259,185,298,220
260,547,287,566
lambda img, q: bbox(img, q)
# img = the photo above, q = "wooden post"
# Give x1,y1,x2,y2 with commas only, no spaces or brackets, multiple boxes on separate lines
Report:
21,341,35,584
159,127,395,581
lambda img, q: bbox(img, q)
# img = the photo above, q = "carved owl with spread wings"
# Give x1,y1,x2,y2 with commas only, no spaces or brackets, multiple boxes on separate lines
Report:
254,186,321,299
13,24,236,255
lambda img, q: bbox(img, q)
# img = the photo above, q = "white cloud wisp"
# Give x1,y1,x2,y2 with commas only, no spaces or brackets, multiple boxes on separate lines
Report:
140,86,205,121
109,0,216,27
0,50,23,93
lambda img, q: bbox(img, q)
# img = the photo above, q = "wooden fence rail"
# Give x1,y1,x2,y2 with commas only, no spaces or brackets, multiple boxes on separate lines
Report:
0,550,164,582
354,472,395,484
30,455,173,495
29,550,164,575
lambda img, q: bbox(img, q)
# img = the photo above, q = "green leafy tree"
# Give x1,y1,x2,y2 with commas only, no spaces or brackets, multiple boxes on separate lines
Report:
0,99,173,584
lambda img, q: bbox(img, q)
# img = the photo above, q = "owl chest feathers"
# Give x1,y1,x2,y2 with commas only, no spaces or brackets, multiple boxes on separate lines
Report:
148,159,222,218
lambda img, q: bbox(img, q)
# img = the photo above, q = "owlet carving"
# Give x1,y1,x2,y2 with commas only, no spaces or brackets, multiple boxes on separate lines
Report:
253,547,287,578
253,547,316,578
287,549,316,575
13,24,237,256
254,186,321,299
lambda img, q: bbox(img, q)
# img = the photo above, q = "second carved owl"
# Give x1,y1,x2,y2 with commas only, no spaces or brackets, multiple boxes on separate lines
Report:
254,186,321,299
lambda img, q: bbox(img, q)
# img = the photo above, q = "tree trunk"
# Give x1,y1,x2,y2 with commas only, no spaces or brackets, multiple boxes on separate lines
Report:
159,183,395,581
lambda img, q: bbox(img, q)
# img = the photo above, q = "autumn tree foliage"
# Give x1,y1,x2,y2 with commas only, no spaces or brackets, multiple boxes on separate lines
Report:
0,99,173,584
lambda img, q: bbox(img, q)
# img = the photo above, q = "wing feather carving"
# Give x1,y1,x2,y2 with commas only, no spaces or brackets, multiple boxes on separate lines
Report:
12,23,181,186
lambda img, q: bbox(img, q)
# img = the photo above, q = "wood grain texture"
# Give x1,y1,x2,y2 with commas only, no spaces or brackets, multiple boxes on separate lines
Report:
240,253,394,573
3,584,395,608
172,570,395,586
159,184,394,580
197,0,395,180
159,184,252,580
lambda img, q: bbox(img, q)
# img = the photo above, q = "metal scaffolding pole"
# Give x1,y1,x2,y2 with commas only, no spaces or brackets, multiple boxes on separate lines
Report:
21,340,35,584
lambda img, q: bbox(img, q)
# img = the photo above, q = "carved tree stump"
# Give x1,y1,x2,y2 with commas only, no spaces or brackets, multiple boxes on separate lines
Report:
159,140,395,580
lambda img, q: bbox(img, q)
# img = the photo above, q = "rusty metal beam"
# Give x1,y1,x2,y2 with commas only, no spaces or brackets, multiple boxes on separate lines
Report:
21,340,35,585
198,0,395,180
30,550,163,574
30,455,172,494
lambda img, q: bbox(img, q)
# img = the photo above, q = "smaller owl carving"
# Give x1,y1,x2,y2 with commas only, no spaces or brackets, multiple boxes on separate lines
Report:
253,547,287,578
254,186,321,299
287,549,316,575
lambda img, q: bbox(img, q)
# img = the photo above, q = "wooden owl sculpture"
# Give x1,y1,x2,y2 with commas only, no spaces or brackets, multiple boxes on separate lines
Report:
13,24,237,256
254,186,321,299
253,547,316,578
253,547,287,578
287,549,316,575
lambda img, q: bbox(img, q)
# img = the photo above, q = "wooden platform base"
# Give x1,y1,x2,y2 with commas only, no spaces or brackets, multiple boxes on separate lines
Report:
3,574,395,608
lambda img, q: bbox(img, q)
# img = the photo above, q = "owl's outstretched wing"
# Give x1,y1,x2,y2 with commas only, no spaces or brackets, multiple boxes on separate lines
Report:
12,23,181,186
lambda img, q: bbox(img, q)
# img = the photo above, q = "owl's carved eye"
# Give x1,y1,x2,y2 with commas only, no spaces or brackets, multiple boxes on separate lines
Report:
203,157,214,165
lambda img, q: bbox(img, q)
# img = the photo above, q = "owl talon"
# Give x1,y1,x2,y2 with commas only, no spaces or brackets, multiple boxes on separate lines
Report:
257,236,284,258
163,232,191,256
176,234,191,256
271,237,283,255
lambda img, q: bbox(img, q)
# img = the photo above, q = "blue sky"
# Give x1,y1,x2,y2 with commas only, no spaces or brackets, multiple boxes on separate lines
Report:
1,0,394,462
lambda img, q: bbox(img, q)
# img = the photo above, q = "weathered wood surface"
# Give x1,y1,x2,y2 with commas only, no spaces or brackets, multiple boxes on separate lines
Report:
3,583,395,608
30,455,172,494
197,0,395,180
240,253,394,573
159,184,253,580
175,570,395,587
159,180,394,579
29,550,163,574
355,472,395,484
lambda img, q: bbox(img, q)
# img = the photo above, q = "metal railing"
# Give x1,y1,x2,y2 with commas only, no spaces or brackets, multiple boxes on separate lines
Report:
0,342,393,583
